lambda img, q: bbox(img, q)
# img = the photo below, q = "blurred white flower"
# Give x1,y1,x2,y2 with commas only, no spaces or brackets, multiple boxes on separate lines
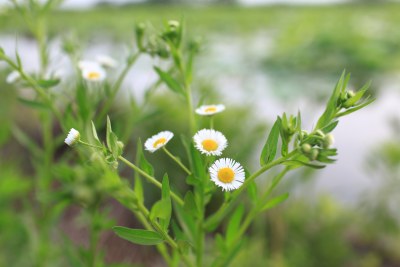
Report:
65,128,80,146
6,70,20,84
96,55,117,69
82,66,106,82
195,104,225,116
144,131,174,153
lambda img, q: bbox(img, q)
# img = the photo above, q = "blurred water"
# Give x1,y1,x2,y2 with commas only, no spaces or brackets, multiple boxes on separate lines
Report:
2,34,400,204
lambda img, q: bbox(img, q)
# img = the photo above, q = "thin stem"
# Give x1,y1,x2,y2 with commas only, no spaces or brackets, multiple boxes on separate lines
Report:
96,53,140,125
135,202,195,267
2,56,64,129
79,140,103,149
212,168,290,267
118,156,184,206
163,147,192,175
210,116,214,129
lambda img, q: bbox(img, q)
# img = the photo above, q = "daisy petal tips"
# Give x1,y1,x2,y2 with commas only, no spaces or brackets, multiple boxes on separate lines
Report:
193,129,227,156
209,158,245,191
82,66,106,82
96,55,117,69
144,131,174,153
65,128,80,146
195,104,225,116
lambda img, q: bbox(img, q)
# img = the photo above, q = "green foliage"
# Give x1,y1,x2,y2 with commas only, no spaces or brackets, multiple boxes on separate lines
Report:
0,2,380,266
112,227,165,245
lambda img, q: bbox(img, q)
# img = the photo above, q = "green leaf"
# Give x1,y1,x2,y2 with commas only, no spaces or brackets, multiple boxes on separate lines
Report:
190,143,206,180
320,120,339,134
260,192,289,212
106,116,113,151
112,226,164,245
225,204,244,245
18,97,48,110
283,160,326,169
336,97,375,118
183,191,198,217
160,174,172,230
174,201,196,243
137,138,154,176
343,81,371,107
247,180,258,205
91,121,100,143
260,118,281,166
316,71,349,129
76,83,89,122
37,78,60,88
154,66,185,96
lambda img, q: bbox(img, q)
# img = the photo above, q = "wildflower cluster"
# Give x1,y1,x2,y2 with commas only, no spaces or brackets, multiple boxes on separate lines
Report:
1,3,374,265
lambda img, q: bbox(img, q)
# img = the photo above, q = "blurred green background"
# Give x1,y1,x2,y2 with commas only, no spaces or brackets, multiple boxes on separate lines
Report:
1,0,400,266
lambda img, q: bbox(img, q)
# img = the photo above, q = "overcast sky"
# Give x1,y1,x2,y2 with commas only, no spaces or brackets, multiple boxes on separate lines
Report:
0,0,350,9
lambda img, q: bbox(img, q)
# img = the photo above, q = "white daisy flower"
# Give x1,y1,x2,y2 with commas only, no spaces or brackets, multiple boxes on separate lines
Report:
65,128,80,146
82,66,106,82
193,129,227,156
96,54,117,68
78,60,101,70
6,70,20,84
209,158,245,191
195,104,225,116
144,131,174,153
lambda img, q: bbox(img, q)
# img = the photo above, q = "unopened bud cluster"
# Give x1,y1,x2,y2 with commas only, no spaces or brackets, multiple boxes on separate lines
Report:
298,130,335,161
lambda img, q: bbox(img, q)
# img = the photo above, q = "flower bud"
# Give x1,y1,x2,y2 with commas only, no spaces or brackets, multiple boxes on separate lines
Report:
301,143,312,154
310,148,319,161
65,128,80,146
316,130,325,138
168,20,180,30
347,90,355,99
117,141,124,150
323,133,335,148
73,186,94,205
135,23,146,51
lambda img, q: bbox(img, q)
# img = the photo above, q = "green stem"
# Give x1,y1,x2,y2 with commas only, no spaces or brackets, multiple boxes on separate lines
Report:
96,53,140,125
79,140,103,149
210,116,214,129
163,147,192,176
88,206,100,267
118,156,184,206
135,202,195,267
204,150,298,230
2,56,64,129
212,168,290,267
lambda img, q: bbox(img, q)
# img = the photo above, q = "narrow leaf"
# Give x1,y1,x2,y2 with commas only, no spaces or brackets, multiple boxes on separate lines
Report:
112,226,164,245
154,66,184,96
260,118,281,166
260,192,289,211
91,121,100,143
37,78,60,88
18,97,48,110
336,98,375,118
226,204,244,245
283,160,326,169
316,71,348,129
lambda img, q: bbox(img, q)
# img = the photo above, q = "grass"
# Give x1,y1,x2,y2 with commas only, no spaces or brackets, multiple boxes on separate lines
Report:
1,3,400,38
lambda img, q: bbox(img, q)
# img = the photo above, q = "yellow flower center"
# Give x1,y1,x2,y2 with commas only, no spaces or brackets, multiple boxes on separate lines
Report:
205,106,217,113
153,137,167,148
217,167,235,183
202,139,218,151
88,71,100,80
